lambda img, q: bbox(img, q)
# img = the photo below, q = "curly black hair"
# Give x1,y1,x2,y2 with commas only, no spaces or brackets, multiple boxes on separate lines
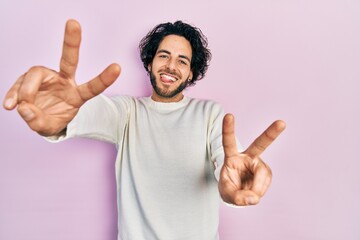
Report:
139,21,211,86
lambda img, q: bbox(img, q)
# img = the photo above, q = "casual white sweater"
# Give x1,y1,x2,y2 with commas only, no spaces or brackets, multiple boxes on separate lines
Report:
53,94,236,240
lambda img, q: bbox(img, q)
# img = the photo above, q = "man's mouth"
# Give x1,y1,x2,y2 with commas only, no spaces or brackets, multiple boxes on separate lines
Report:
160,73,178,83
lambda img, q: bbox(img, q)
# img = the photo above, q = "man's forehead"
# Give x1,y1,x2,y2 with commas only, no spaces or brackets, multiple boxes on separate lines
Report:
157,35,192,57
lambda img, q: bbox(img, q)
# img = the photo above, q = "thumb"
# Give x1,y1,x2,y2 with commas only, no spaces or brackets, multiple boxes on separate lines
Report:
232,190,260,206
77,63,121,102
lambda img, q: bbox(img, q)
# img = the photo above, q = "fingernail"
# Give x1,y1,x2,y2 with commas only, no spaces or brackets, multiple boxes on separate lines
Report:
4,99,14,109
245,197,256,205
19,108,35,121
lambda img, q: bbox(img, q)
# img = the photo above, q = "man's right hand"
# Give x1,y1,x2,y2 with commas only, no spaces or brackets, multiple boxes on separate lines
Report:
3,19,121,137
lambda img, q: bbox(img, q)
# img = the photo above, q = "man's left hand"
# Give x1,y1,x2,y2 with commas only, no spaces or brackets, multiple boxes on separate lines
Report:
218,114,286,206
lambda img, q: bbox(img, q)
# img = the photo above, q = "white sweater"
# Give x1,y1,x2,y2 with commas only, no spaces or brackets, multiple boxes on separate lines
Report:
54,94,235,240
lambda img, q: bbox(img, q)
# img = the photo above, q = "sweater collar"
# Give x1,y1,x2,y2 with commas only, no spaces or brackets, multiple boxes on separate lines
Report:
145,95,190,110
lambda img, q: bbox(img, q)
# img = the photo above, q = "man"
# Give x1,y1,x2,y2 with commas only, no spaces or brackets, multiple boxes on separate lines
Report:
3,20,285,239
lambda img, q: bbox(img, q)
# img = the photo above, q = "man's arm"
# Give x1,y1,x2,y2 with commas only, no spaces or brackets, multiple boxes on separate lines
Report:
3,19,121,136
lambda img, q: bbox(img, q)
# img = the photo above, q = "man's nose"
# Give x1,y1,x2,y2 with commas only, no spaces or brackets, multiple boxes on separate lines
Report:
166,58,176,71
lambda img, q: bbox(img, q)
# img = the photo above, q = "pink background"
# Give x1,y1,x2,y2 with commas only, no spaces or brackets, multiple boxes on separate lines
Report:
1,0,359,239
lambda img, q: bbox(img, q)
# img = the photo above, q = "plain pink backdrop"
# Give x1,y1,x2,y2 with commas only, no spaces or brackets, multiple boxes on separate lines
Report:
1,0,359,239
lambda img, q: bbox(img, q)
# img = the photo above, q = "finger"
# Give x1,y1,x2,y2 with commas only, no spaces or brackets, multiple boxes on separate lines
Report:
244,120,286,158
59,19,81,79
17,66,49,104
229,189,260,206
17,102,46,132
17,101,37,122
17,102,63,136
222,113,239,158
77,63,121,102
251,159,272,197
3,74,25,110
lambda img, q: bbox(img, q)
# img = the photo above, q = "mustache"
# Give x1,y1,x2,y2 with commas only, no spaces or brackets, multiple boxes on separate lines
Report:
158,68,181,79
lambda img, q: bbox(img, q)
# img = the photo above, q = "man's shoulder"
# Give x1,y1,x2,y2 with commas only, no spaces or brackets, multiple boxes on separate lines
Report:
188,97,222,107
186,97,224,114
109,95,143,106
110,95,136,102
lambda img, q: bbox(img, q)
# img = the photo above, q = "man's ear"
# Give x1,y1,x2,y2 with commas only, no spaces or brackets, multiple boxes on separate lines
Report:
189,70,193,82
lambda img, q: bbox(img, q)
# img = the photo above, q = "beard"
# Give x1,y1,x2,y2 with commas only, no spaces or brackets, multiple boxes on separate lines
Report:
150,69,190,99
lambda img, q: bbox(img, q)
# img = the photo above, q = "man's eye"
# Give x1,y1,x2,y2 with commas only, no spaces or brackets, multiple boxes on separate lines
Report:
159,55,168,59
179,60,187,65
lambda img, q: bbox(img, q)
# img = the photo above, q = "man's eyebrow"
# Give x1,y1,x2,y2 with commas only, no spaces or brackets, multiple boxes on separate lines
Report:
156,49,191,63
179,54,191,63
157,49,171,55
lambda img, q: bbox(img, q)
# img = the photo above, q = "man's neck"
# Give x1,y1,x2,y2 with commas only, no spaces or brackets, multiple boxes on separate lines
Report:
151,91,184,103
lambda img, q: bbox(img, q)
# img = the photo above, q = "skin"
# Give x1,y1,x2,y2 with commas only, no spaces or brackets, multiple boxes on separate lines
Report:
220,114,285,205
2,20,120,136
148,35,193,103
3,19,286,206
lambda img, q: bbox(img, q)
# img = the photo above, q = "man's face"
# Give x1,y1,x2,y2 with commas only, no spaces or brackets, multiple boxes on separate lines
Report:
149,34,193,102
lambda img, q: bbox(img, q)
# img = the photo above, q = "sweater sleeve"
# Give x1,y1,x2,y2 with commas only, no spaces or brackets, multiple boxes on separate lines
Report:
46,95,131,144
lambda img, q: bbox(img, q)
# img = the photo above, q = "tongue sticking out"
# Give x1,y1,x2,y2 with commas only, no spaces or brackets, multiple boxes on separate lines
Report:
161,74,176,83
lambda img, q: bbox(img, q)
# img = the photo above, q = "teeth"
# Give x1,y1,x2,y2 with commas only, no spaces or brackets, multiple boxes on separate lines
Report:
161,74,176,82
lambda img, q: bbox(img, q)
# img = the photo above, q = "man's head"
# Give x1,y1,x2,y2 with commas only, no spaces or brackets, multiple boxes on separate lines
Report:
139,21,211,101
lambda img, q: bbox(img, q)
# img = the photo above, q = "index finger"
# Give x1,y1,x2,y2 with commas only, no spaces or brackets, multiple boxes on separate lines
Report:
222,113,239,158
59,19,81,79
244,120,286,158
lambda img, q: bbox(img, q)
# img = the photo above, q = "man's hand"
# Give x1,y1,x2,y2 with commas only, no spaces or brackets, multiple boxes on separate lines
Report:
3,19,121,136
218,114,286,206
